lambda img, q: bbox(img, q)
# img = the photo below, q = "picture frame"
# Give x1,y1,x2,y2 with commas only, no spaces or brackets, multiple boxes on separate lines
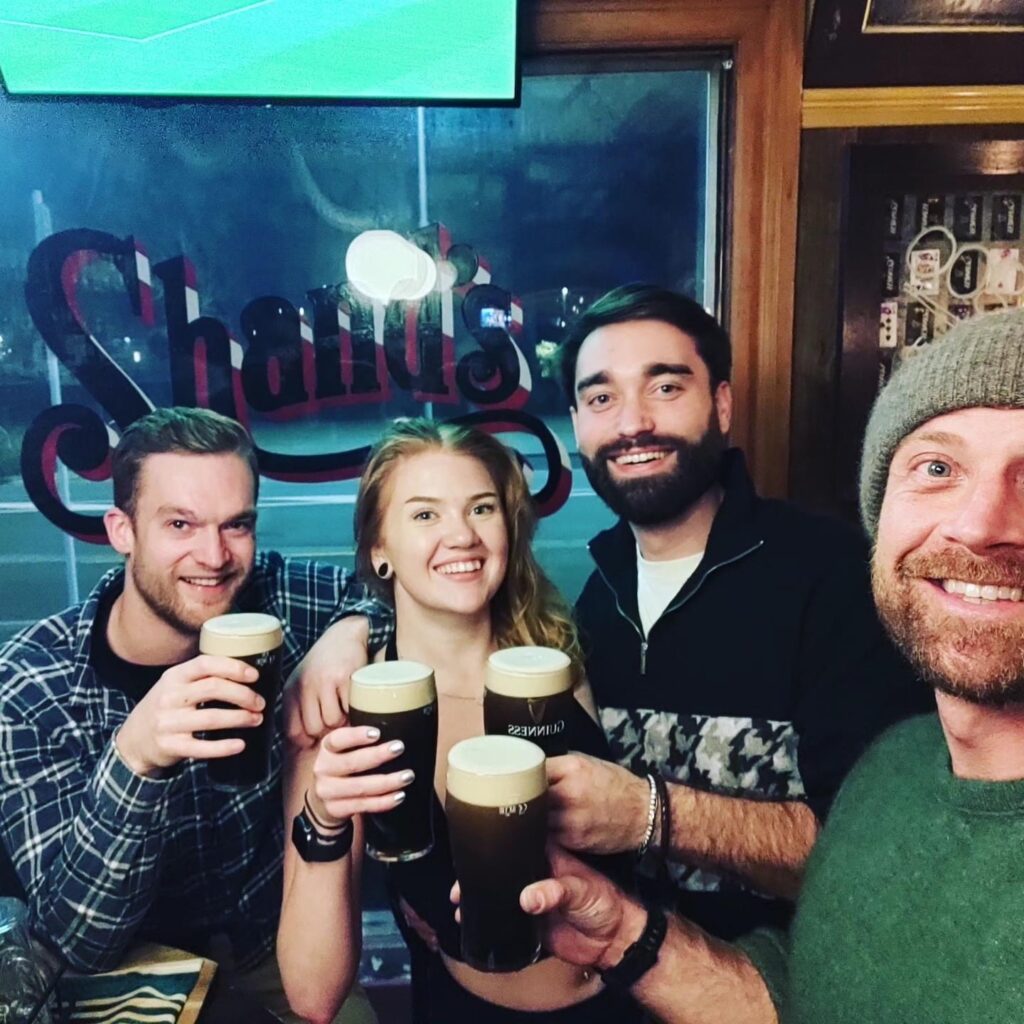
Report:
806,0,1024,88
835,138,1024,502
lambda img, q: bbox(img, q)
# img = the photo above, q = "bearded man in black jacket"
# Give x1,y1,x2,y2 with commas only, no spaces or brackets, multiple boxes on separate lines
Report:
546,284,930,939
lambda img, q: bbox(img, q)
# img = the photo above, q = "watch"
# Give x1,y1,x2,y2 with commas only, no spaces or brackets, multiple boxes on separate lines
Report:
597,902,668,990
291,807,354,863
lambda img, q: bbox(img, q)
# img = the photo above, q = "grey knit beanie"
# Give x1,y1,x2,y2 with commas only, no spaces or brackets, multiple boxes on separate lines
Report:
859,308,1024,539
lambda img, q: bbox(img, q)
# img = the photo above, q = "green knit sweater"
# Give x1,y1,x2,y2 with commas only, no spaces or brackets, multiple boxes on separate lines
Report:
739,712,1024,1023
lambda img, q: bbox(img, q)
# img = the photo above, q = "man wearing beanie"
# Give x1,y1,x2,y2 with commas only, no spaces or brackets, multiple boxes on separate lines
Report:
517,308,1024,1023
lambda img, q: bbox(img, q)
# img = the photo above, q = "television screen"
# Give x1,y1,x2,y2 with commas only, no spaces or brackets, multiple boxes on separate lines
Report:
0,0,518,101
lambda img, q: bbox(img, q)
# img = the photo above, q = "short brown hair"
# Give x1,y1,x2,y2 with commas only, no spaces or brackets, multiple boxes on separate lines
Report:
560,283,732,406
112,407,259,517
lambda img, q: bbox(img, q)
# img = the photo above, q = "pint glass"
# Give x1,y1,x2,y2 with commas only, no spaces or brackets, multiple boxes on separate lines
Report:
484,646,575,757
349,660,438,862
199,612,283,788
446,735,548,972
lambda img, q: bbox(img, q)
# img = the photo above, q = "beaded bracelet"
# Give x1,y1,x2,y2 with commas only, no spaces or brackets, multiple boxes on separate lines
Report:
636,774,659,859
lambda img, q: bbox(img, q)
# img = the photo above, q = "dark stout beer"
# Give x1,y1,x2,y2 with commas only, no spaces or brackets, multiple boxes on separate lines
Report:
484,647,575,757
349,661,438,863
199,612,283,788
446,736,548,972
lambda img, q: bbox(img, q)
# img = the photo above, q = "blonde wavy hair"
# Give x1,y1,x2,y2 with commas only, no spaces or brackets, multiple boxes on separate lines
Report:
354,419,583,678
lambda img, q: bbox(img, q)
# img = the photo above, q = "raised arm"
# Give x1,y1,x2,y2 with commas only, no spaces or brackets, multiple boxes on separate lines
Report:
547,753,817,899
0,653,264,971
269,555,394,746
521,846,779,1024
277,744,363,1024
283,616,373,746
277,724,409,1024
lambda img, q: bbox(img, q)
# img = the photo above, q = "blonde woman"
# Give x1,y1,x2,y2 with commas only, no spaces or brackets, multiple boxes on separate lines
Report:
278,420,640,1024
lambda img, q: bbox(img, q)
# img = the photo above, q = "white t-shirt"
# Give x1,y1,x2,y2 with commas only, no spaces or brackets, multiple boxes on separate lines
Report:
636,545,704,637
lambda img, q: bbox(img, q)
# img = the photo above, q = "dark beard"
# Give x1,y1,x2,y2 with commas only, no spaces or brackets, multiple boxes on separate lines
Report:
580,415,727,527
872,550,1024,706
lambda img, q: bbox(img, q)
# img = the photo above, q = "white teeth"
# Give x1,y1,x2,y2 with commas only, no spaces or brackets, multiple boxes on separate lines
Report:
615,451,666,465
940,579,1024,603
184,578,223,588
436,560,482,575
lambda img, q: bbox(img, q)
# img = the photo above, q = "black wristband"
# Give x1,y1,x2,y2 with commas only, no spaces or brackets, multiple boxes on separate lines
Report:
291,808,354,863
597,902,668,991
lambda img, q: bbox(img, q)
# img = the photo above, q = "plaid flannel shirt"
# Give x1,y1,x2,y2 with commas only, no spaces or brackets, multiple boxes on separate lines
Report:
0,551,392,972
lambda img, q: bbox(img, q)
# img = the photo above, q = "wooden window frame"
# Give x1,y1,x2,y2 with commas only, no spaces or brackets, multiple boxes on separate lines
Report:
526,0,805,496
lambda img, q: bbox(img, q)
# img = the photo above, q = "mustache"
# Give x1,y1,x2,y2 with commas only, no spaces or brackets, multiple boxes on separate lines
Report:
897,549,1024,590
596,433,686,461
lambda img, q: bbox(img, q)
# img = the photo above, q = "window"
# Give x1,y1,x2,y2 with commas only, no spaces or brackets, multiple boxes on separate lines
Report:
0,55,725,632
0,53,726,981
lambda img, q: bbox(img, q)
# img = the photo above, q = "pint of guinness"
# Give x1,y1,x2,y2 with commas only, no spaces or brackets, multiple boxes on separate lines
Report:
484,647,574,757
446,735,548,972
348,661,438,863
199,612,283,788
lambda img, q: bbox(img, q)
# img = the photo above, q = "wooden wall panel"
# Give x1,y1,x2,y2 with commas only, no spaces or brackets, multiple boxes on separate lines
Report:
790,123,1024,520
530,1,805,498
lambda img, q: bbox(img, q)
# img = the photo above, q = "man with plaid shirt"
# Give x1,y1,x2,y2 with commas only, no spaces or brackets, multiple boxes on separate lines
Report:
0,408,390,1024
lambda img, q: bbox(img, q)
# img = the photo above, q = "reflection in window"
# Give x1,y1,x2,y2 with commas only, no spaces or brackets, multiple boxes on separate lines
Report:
0,55,724,980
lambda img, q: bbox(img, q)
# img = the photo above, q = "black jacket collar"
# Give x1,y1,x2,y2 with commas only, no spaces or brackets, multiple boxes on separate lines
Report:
586,448,764,616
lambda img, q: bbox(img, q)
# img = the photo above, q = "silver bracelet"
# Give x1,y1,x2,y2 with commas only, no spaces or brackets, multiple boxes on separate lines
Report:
636,773,659,859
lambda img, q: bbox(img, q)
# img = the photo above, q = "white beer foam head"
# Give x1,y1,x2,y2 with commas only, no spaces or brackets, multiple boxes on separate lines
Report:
486,646,571,698
200,613,283,658
447,736,547,806
350,660,436,714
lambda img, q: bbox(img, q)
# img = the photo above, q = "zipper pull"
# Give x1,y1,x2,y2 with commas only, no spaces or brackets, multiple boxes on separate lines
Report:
640,640,648,675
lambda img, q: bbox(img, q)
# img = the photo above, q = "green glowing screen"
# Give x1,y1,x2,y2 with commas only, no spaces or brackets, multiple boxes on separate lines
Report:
0,0,517,100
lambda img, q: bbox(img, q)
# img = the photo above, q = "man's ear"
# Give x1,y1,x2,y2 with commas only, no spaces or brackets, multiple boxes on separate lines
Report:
714,381,733,436
570,405,579,446
104,507,135,558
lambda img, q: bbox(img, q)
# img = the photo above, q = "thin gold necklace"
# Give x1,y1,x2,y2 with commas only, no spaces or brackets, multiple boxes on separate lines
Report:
396,647,484,703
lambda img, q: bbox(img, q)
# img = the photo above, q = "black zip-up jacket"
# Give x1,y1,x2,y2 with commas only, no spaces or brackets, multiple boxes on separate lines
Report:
577,449,931,939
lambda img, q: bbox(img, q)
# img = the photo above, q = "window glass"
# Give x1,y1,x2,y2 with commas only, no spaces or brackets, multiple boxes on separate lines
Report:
0,53,723,981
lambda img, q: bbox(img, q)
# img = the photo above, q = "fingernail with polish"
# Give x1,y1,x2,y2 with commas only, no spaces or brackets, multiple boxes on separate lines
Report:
389,740,405,754
393,791,407,805
366,727,381,740
400,770,415,785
